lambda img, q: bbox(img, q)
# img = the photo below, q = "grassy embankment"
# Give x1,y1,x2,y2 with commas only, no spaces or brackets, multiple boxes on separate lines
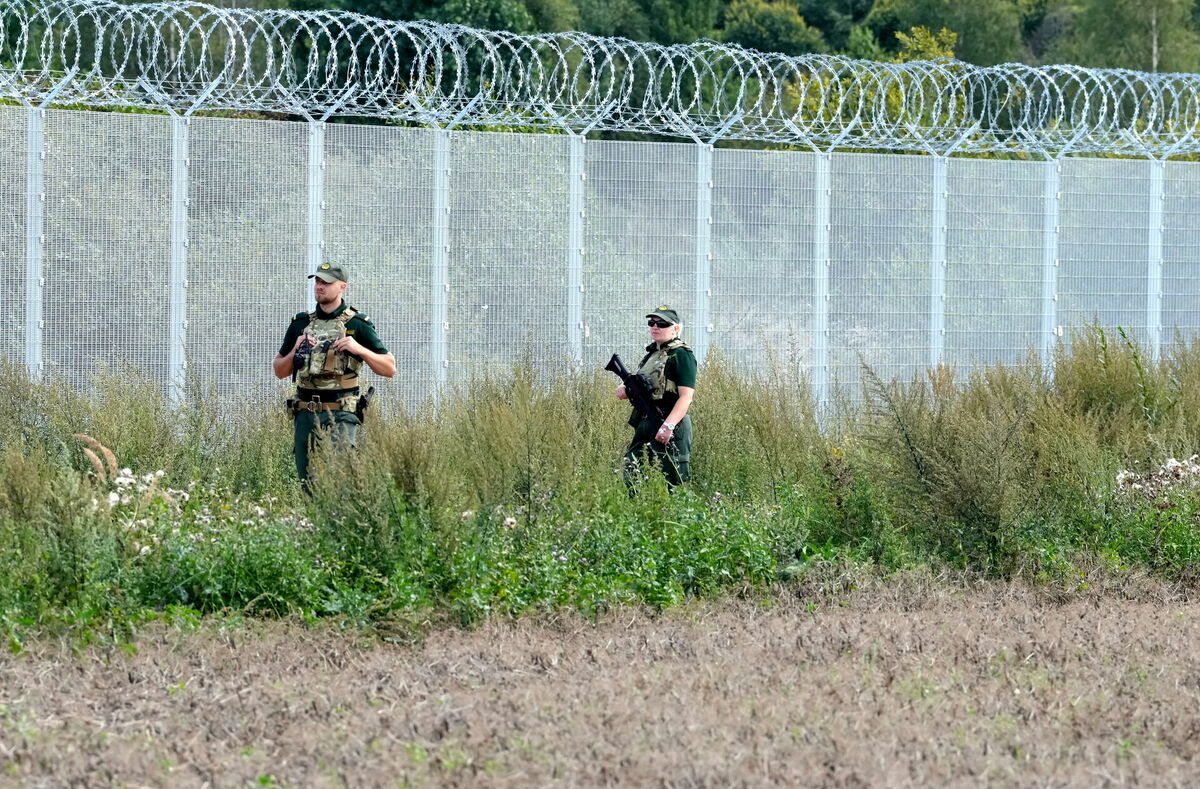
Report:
2,326,1200,643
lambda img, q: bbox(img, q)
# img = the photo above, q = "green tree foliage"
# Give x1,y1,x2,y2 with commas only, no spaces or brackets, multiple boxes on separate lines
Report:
437,0,537,32
523,0,582,31
336,0,535,32
893,24,956,61
797,0,875,50
722,0,827,55
575,0,651,39
331,0,431,21
1050,0,1200,73
641,0,725,43
843,24,888,60
1015,0,1072,62
867,0,1024,65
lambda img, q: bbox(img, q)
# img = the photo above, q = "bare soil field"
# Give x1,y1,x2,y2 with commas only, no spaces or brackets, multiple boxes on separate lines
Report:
3,570,1200,788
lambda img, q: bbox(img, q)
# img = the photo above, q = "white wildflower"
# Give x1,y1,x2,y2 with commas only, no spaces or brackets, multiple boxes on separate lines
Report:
502,516,517,529
106,491,120,508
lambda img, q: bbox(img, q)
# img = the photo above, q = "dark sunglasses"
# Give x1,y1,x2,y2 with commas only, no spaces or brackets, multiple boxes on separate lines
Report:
647,319,673,328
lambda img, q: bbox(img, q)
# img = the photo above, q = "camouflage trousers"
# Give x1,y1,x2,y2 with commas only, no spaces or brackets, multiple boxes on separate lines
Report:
292,409,360,492
623,414,692,488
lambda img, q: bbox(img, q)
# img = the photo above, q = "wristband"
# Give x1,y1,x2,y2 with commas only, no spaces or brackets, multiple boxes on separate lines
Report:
661,421,676,431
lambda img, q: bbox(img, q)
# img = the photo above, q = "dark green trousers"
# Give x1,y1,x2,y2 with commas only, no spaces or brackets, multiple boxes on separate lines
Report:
624,414,692,488
293,409,360,492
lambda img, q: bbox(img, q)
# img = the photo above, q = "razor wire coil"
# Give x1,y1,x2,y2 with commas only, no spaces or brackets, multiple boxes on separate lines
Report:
3,0,1200,155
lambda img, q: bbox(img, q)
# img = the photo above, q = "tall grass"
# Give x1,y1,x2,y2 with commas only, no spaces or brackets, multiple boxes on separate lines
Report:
2,327,1200,638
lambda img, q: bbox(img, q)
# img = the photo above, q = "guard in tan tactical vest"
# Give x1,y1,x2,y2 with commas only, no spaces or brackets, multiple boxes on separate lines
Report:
615,306,697,487
274,264,396,491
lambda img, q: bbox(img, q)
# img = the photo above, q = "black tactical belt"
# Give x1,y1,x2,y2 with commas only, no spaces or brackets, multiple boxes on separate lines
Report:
296,387,359,402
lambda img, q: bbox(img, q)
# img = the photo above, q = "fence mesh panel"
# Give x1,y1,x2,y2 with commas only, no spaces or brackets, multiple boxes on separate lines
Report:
712,148,817,376
42,109,171,388
1058,159,1152,347
324,124,434,405
582,140,697,367
0,107,24,365
187,115,306,399
945,157,1044,370
3,106,1200,404
447,131,570,384
1164,163,1200,351
829,152,934,397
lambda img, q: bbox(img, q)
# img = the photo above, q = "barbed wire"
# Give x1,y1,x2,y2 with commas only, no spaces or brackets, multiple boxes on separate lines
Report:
2,0,1200,155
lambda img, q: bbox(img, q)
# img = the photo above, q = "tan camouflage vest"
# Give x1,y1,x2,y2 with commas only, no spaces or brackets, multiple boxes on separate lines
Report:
636,337,690,400
295,307,363,393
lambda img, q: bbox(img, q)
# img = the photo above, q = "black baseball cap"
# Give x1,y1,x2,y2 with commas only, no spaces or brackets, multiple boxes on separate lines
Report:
646,305,680,325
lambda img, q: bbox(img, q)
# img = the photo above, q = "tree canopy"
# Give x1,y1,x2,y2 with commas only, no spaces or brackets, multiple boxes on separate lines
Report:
318,0,1200,70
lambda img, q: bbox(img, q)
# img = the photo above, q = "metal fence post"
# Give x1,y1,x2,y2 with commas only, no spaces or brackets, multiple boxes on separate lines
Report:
567,134,585,363
306,120,325,305
132,77,218,405
693,143,714,362
930,155,948,368
24,108,45,380
1041,159,1061,366
1147,159,1165,361
431,128,450,387
18,70,76,381
812,153,832,409
404,95,480,393
168,115,190,402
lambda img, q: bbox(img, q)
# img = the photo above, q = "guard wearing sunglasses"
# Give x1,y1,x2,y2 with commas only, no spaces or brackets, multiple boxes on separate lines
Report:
615,306,697,486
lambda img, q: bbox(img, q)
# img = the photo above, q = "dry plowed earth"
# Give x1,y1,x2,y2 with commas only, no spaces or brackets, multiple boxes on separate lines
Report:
3,573,1200,787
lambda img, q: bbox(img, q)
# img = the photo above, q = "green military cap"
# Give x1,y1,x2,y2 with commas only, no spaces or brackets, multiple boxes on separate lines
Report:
646,305,680,325
308,263,348,284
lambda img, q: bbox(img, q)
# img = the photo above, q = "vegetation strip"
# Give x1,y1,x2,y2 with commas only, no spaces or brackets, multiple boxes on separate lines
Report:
2,326,1200,642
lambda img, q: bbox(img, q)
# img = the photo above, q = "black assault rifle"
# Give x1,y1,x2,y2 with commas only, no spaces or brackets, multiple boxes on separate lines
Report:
605,354,666,423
